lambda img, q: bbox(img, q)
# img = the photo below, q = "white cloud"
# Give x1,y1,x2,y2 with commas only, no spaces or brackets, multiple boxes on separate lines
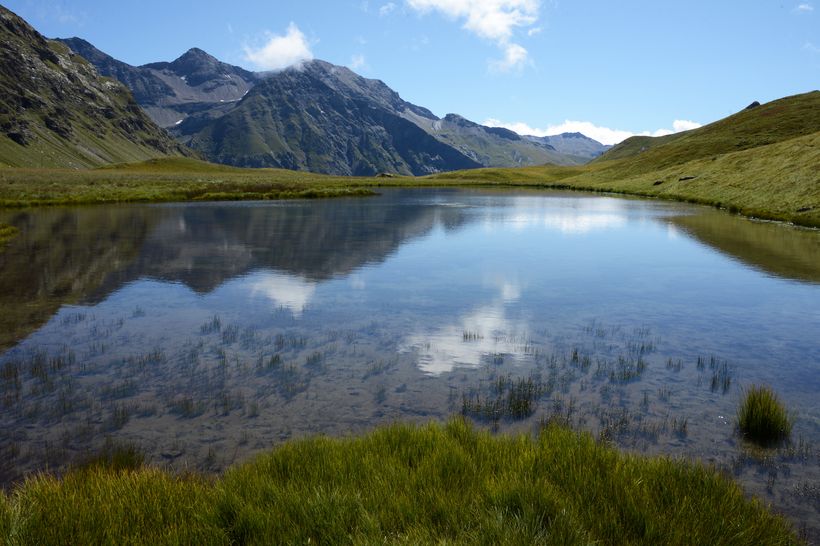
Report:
247,272,316,316
672,119,702,132
243,22,313,71
350,54,368,70
804,41,820,53
489,42,529,72
527,26,542,36
482,118,702,146
794,3,814,12
380,2,397,16
406,0,541,71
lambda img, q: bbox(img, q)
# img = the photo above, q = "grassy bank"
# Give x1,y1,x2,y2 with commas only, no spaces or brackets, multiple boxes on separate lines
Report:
0,158,376,207
0,420,798,545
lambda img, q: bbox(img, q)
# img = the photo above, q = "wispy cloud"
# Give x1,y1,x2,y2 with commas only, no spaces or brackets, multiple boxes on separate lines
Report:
349,54,368,71
243,22,313,71
804,41,820,53
34,2,86,27
482,118,702,146
406,0,541,72
489,43,530,72
380,2,397,16
794,2,814,12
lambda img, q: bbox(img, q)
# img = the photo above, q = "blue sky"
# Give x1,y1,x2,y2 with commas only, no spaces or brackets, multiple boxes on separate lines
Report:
6,0,818,144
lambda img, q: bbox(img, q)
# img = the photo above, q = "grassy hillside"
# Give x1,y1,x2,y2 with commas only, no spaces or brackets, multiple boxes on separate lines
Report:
0,420,798,545
598,91,820,168
0,6,191,168
428,92,820,227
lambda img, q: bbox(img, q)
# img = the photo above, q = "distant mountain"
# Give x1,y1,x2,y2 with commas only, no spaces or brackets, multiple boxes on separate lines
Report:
57,38,258,128
412,114,583,168
524,132,610,160
174,60,481,175
0,6,190,168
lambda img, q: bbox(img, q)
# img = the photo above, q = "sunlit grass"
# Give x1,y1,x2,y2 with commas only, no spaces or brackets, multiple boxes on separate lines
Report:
0,419,799,545
738,385,793,447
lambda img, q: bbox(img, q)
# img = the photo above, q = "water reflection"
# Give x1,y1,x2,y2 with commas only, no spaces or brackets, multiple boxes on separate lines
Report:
504,196,630,234
667,210,820,284
247,272,317,316
403,278,531,374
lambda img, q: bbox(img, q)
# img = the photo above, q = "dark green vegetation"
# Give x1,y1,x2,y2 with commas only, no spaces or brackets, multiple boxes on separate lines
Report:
430,91,820,227
0,222,16,247
0,420,799,545
0,6,190,168
0,158,373,207
738,386,793,447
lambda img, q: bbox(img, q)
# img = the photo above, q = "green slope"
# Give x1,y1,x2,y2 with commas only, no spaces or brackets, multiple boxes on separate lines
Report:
429,92,820,227
596,91,820,169
0,6,190,168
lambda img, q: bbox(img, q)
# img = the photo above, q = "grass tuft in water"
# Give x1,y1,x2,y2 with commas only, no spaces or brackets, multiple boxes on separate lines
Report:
76,437,146,472
737,385,793,447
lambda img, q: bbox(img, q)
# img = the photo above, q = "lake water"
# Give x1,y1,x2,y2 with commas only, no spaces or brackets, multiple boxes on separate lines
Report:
1,189,819,537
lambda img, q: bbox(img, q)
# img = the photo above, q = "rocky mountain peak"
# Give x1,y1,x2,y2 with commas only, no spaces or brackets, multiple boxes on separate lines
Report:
169,47,220,74
443,114,478,128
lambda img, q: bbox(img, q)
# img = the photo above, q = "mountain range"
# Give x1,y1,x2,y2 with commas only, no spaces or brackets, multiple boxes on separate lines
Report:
0,3,609,174
55,37,609,175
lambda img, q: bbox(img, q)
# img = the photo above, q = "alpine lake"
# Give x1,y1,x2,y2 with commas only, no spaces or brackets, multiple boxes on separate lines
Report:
1,188,819,538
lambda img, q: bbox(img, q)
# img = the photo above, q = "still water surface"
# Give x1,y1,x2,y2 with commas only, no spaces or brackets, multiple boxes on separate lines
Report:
1,189,818,534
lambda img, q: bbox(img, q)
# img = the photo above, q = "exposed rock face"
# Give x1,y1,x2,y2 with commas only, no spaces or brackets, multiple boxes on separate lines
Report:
58,38,258,128
0,6,190,167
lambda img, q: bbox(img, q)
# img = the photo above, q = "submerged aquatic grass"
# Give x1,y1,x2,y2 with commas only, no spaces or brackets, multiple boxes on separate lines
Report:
0,419,799,545
738,385,793,447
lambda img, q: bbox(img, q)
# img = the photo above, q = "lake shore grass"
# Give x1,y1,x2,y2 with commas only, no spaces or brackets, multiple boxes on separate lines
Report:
0,419,799,545
1,128,818,228
0,158,377,207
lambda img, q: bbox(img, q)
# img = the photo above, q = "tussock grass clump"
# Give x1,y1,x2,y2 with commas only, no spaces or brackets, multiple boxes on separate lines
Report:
5,468,225,545
0,419,799,545
738,385,793,447
76,437,146,472
0,223,18,248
